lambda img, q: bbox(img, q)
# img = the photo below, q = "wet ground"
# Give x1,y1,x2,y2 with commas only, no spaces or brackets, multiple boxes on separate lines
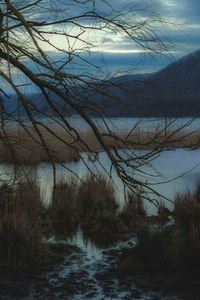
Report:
0,233,187,300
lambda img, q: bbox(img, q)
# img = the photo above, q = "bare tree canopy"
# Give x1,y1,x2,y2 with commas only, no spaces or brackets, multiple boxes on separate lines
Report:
0,0,180,204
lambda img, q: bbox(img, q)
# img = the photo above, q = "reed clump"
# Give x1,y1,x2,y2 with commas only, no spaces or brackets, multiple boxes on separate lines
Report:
119,192,148,232
0,126,80,165
1,125,200,165
117,181,200,279
173,189,200,230
169,187,200,271
0,182,47,267
49,179,80,235
77,174,120,233
48,176,149,235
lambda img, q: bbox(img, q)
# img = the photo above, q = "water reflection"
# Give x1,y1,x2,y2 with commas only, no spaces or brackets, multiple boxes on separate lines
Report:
67,229,103,260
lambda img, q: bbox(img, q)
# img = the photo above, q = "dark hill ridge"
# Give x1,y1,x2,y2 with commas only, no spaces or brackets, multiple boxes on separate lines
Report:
152,49,200,96
2,49,200,117
90,49,200,117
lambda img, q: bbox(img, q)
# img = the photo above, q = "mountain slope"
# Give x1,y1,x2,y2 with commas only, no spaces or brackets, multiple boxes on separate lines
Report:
3,49,200,118
91,49,200,117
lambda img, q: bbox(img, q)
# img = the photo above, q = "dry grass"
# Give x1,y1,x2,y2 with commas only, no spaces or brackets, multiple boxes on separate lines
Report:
81,127,200,151
77,174,120,233
120,192,148,231
110,128,200,150
0,125,80,164
174,189,200,231
49,175,150,234
48,174,151,234
156,202,171,224
0,182,47,266
118,183,200,276
49,178,79,235
0,124,199,165
166,185,200,272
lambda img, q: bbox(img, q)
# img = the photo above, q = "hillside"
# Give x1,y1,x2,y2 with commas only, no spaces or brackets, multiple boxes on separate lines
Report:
3,49,200,118
89,49,200,117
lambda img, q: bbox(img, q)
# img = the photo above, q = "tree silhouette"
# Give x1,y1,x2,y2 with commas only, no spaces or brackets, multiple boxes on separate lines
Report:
0,0,180,204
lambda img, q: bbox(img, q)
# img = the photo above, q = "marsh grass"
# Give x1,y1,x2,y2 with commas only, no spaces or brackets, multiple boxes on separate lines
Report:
47,176,150,234
120,192,148,231
80,127,199,151
171,187,200,269
0,125,199,165
118,181,200,278
49,178,79,235
77,174,120,233
0,126,80,164
0,182,47,267
174,190,200,230
156,202,171,224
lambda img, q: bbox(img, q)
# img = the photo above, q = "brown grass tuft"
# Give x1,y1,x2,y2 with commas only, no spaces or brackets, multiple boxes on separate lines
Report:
0,126,80,165
49,178,79,235
77,174,119,233
120,192,147,231
0,125,199,165
0,182,47,267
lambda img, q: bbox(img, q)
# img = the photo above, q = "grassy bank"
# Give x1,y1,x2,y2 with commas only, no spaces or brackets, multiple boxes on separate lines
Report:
0,182,48,267
117,182,200,292
0,126,80,164
0,173,149,268
0,181,80,269
0,124,199,164
2,170,200,284
48,174,149,235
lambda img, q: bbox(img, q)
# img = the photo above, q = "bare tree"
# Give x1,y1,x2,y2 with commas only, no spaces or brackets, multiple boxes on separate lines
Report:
0,0,186,205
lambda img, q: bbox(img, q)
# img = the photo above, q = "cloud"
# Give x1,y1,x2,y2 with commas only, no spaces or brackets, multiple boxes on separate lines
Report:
11,0,199,55
3,0,200,79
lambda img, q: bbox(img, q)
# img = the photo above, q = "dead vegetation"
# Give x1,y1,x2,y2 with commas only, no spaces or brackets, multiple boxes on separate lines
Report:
0,125,199,165
0,182,47,266
119,192,148,231
77,174,120,233
48,178,80,235
118,180,200,279
0,125,80,164
45,174,150,235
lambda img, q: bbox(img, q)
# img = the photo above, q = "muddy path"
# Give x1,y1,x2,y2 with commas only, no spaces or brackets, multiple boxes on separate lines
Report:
0,233,187,300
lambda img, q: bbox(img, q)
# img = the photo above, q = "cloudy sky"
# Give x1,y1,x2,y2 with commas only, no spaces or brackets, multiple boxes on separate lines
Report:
40,0,200,75
81,0,200,74
1,0,200,94
95,0,200,73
